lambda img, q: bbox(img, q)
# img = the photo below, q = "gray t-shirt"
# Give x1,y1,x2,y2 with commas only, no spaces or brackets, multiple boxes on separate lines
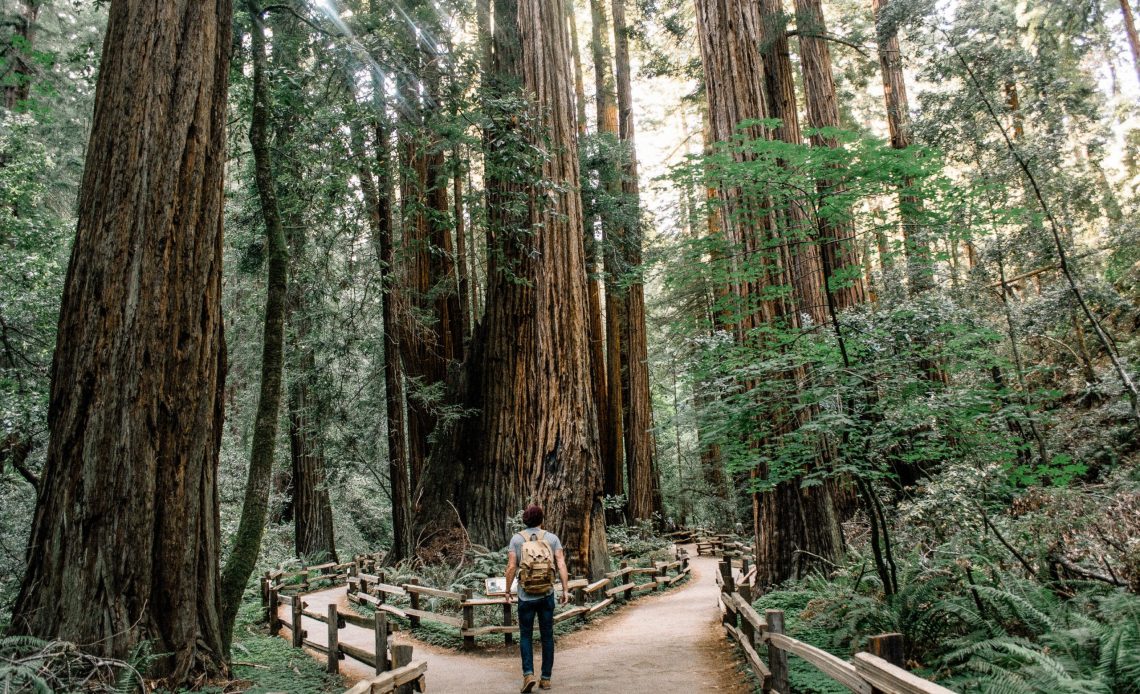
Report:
509,527,562,601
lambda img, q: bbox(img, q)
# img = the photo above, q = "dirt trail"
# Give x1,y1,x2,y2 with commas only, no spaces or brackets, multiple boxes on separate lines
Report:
282,547,747,693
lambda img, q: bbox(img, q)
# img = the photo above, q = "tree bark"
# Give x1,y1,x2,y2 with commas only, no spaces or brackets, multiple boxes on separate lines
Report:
695,0,842,585
611,0,658,520
398,44,465,491
269,9,338,565
793,0,866,309
220,1,290,648
417,0,609,578
288,370,337,561
759,0,827,324
9,0,231,681
589,0,625,502
568,0,589,136
872,0,933,295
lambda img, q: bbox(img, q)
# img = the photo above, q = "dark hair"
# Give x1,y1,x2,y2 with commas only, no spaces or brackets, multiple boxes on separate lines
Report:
522,504,544,528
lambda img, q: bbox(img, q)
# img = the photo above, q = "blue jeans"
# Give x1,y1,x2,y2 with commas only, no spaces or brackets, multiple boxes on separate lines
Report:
517,593,555,678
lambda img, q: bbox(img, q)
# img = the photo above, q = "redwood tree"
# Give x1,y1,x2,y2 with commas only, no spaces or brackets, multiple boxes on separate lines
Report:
589,0,626,502
872,0,933,294
416,0,609,578
694,0,843,585
611,0,659,519
9,0,232,681
793,0,866,310
758,0,827,324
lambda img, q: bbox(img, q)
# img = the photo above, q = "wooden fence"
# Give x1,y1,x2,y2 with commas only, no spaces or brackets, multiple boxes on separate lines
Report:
259,547,692,691
344,549,692,649
716,559,956,694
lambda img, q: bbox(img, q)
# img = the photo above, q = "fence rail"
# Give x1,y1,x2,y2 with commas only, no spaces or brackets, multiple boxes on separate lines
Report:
716,558,957,694
261,546,694,691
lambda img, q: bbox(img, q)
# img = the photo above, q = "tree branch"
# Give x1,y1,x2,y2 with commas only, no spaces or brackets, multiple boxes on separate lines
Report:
786,29,871,58
945,33,1140,426
1,434,39,493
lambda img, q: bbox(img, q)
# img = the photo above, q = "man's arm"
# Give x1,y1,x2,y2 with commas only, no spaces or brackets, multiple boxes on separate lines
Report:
555,548,570,605
505,550,518,602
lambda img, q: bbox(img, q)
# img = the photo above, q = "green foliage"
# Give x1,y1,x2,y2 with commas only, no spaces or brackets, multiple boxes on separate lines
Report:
0,634,149,693
192,599,343,694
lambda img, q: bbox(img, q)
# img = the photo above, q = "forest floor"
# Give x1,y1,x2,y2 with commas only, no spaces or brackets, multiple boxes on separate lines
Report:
281,546,749,693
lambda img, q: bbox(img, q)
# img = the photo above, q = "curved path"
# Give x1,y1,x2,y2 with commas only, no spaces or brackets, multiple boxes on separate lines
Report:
281,547,747,693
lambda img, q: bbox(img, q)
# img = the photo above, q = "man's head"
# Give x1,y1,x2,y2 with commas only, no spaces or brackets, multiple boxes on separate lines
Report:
522,504,544,528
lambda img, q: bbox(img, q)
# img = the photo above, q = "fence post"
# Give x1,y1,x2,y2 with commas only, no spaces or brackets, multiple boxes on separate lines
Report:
766,609,789,694
573,576,585,607
376,571,386,603
374,611,389,674
621,561,632,601
462,588,475,651
719,559,736,629
327,603,340,674
867,632,906,694
392,644,415,694
268,586,280,635
291,596,304,648
503,600,515,645
738,584,754,648
407,579,421,628
260,572,269,606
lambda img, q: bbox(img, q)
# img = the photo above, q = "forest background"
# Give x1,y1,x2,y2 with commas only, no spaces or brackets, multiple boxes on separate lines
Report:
2,0,1140,691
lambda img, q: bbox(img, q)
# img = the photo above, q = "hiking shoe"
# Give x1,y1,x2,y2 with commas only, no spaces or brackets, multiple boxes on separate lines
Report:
539,679,552,689
521,675,537,692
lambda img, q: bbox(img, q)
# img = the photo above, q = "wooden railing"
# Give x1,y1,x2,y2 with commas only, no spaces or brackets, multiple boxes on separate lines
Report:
269,590,410,676
716,559,957,694
696,533,753,559
259,546,692,691
344,659,428,694
261,552,385,598
345,549,692,649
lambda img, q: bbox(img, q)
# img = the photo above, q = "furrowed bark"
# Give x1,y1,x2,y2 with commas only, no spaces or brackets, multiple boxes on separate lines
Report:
793,0,866,309
416,0,609,578
10,0,232,681
611,0,658,520
589,0,625,502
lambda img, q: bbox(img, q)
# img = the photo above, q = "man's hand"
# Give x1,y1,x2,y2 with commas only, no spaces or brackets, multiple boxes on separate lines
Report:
559,588,570,605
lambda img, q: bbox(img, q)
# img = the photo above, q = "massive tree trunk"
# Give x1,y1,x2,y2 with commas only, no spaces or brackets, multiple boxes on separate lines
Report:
288,369,337,560
589,0,625,503
695,0,842,586
416,0,609,578
611,0,658,520
9,0,231,681
793,0,866,310
871,0,932,295
398,44,465,491
220,1,290,647
758,0,827,325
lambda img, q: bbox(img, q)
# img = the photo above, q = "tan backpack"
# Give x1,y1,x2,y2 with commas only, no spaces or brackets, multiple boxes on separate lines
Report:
516,530,555,595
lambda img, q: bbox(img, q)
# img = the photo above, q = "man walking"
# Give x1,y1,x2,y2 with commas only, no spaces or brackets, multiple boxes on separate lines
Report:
505,504,570,692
